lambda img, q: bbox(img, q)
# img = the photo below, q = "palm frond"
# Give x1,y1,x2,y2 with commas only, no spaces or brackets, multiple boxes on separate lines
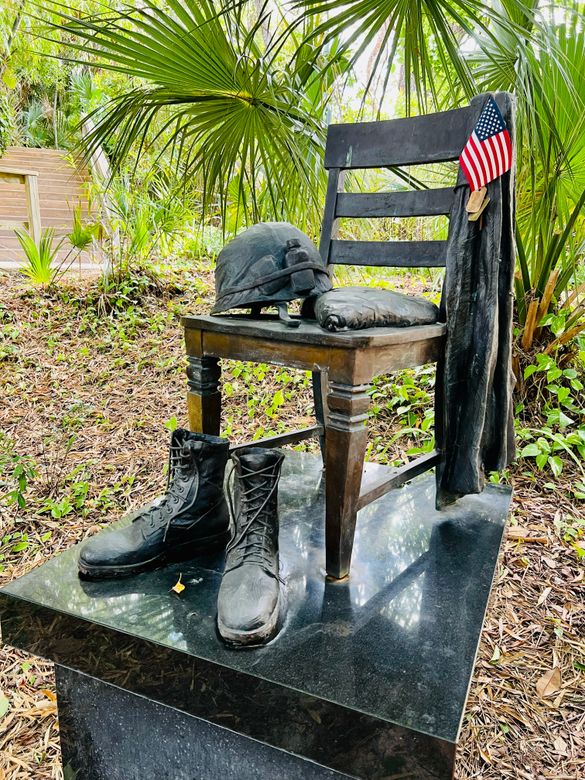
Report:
15,228,63,285
291,0,535,112
37,0,331,230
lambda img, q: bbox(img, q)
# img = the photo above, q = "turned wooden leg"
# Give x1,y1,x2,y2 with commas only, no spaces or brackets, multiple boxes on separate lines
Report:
186,355,222,435
311,370,328,461
325,380,371,579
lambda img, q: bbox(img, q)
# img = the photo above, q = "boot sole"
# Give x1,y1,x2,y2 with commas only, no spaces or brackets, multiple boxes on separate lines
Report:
217,590,281,649
78,529,231,581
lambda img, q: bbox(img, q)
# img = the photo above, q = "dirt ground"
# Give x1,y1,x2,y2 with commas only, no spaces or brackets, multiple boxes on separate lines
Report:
0,271,583,779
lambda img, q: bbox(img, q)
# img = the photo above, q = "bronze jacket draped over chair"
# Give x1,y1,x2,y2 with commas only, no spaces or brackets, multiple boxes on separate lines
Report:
435,93,516,508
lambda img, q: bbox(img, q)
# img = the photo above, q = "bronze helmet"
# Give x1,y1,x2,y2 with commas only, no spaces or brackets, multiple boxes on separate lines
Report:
212,222,331,327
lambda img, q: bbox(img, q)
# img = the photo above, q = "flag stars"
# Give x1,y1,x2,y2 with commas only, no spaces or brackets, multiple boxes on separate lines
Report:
459,96,512,190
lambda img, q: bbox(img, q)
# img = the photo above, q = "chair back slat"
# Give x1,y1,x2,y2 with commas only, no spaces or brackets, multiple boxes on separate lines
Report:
320,95,513,272
324,106,475,169
329,239,447,268
335,187,454,218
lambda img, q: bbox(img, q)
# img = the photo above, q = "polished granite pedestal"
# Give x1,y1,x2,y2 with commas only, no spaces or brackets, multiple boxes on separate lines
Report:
0,452,511,780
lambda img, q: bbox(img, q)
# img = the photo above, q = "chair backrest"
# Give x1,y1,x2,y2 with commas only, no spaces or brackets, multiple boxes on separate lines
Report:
319,93,513,270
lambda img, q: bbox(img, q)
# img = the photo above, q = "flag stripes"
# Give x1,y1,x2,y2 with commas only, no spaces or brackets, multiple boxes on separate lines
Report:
459,97,512,191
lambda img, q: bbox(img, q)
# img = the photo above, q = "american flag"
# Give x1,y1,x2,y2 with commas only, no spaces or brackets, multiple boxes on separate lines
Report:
459,96,512,192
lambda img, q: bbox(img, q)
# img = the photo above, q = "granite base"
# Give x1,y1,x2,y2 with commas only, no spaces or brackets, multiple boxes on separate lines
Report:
0,452,511,779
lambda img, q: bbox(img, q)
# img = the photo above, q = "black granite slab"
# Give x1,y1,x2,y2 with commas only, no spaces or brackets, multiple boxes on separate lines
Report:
0,452,511,779
57,666,351,780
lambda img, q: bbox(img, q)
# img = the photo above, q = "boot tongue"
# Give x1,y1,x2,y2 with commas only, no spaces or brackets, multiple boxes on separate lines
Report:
230,448,282,564
170,430,200,478
235,448,283,473
170,428,191,448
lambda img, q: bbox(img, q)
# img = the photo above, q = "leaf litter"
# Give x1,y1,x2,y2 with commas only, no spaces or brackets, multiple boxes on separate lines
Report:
0,271,583,779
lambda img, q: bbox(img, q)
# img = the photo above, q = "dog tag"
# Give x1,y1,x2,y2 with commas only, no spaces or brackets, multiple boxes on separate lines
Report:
468,196,490,222
466,186,487,213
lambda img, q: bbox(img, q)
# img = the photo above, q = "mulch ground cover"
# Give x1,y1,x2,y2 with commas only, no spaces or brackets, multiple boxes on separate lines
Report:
0,268,583,779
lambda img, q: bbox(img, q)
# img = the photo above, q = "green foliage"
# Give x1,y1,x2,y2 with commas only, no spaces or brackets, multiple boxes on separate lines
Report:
39,0,339,229
516,349,585,496
80,175,194,305
294,0,528,109
15,227,63,286
67,203,97,251
40,473,89,518
230,362,310,430
164,416,178,433
1,1,104,149
370,365,436,463
15,217,98,287
0,435,37,509
0,91,12,152
554,514,585,559
0,302,20,361
21,98,53,146
107,177,189,265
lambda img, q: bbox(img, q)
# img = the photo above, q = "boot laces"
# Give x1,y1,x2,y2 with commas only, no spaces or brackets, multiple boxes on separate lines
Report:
226,459,281,574
134,441,196,531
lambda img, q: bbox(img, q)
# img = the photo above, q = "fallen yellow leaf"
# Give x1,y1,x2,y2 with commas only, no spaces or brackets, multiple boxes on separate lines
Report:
536,667,561,698
41,689,56,702
171,575,185,595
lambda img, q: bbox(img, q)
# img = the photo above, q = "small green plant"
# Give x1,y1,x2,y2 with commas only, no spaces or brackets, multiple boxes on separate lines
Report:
15,228,63,286
517,351,585,492
164,417,178,432
0,436,37,509
0,321,20,361
16,210,99,288
53,204,99,281
553,514,585,559
0,531,53,574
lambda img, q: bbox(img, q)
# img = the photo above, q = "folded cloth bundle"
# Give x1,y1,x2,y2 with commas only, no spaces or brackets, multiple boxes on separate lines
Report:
312,286,440,332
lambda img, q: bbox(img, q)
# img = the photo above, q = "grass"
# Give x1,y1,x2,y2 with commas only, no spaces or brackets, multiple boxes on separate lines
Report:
0,265,583,779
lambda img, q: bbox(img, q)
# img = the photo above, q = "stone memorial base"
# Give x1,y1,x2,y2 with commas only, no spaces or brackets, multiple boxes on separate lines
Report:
0,452,511,780
56,666,347,779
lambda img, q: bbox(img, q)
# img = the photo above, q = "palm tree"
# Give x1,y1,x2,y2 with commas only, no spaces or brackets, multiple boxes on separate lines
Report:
39,0,338,231
466,2,585,350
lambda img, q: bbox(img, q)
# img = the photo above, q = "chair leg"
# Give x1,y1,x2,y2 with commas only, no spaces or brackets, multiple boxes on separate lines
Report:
311,370,328,460
186,355,222,435
325,380,371,579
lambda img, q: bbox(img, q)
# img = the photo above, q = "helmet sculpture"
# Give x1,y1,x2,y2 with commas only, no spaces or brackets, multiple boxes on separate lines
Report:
212,222,332,327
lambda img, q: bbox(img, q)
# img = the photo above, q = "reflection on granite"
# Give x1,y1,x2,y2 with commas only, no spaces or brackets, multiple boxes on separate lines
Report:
0,452,511,779
57,666,351,780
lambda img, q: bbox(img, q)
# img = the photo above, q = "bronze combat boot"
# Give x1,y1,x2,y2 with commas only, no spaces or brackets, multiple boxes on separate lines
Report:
217,447,285,647
78,430,230,579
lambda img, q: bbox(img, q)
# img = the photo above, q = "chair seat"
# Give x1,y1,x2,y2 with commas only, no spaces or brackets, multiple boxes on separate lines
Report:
182,314,446,350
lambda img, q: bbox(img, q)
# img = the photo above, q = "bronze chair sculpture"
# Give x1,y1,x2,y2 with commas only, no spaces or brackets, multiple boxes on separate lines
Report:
182,93,514,581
